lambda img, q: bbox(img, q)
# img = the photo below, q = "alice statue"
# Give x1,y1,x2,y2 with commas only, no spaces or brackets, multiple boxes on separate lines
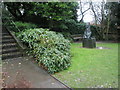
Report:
83,22,91,39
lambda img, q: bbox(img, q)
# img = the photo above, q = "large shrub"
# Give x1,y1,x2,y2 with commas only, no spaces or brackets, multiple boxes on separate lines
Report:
18,28,71,73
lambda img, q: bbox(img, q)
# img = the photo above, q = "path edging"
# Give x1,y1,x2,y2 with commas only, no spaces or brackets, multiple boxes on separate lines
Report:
50,74,73,90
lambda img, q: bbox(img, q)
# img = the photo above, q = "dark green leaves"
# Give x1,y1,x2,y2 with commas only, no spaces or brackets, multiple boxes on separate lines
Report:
18,28,71,74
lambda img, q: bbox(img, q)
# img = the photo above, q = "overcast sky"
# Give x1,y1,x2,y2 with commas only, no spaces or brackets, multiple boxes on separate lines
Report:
77,7,94,23
77,0,107,23
77,1,94,23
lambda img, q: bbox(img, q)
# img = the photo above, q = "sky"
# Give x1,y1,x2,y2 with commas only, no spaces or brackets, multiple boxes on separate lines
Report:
77,1,94,23
77,7,94,23
77,0,107,23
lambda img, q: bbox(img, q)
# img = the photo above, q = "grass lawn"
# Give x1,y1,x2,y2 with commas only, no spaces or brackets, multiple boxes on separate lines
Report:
0,57,1,67
53,42,118,88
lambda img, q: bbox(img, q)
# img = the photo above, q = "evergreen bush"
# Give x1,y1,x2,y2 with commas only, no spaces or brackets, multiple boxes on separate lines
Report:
18,28,71,73
14,21,38,32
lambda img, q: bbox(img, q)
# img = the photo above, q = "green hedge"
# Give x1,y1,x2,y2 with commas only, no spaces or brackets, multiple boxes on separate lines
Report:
64,19,85,34
18,28,71,73
64,20,101,40
14,21,38,32
59,32,73,42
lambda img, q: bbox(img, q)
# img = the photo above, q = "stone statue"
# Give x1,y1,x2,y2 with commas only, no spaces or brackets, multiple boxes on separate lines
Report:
83,22,91,39
82,22,96,48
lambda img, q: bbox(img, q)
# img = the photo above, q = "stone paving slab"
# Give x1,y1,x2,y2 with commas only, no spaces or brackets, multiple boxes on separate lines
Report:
2,56,70,89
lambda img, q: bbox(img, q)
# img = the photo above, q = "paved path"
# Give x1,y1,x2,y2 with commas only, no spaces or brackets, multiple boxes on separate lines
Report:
2,56,70,88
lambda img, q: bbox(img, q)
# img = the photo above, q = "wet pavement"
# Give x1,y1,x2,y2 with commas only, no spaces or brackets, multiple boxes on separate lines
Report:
2,56,70,88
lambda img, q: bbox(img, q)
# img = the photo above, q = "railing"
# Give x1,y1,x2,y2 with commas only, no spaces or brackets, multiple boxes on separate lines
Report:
3,17,20,32
2,14,27,50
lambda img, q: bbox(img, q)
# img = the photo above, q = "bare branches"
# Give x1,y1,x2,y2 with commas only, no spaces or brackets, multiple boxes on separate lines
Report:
78,0,90,22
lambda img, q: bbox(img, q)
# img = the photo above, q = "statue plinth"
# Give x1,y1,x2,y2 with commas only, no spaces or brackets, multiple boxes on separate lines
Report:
82,37,96,48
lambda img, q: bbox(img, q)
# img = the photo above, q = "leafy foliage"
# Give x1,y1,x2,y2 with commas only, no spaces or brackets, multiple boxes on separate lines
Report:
105,2,120,32
59,32,73,42
14,21,38,32
33,2,78,21
18,28,71,73
65,20,86,34
57,20,101,40
5,2,78,27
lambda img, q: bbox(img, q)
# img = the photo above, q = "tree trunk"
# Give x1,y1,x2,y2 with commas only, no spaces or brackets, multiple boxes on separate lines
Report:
106,8,111,40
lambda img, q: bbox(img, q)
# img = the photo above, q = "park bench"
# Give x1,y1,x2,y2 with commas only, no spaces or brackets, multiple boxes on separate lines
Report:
71,34,83,41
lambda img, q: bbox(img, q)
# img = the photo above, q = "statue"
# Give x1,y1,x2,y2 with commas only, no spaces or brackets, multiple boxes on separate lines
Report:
83,22,91,39
82,22,96,48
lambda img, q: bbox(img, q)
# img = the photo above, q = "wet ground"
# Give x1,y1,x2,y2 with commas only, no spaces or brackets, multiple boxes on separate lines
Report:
2,56,69,88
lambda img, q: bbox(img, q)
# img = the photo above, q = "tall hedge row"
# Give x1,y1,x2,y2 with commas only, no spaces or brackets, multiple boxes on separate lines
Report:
55,19,101,40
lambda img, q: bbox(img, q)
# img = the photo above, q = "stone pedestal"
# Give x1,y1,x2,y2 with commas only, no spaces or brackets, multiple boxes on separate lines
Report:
82,38,96,48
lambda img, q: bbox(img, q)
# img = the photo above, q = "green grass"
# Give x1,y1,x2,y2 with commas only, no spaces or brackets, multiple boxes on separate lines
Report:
0,57,1,67
53,42,118,88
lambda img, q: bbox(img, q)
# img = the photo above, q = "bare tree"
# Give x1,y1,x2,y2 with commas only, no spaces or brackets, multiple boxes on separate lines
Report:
89,0,107,40
78,0,90,22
